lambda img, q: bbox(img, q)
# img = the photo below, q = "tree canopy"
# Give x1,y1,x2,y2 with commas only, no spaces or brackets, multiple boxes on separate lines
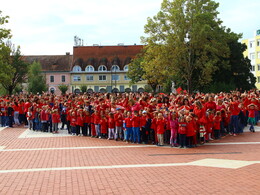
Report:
0,11,30,95
129,0,254,93
27,61,47,94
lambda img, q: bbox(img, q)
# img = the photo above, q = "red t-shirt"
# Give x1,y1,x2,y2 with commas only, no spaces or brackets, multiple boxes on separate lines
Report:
178,122,187,134
131,116,140,128
156,118,165,134
108,117,115,129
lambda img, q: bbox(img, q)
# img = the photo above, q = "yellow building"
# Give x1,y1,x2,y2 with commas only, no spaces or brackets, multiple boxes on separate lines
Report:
70,45,147,93
242,29,260,89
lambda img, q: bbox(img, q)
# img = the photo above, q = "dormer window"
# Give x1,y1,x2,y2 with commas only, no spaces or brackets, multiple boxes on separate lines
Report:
124,65,129,71
72,65,82,72
85,65,94,72
98,65,107,72
111,65,120,71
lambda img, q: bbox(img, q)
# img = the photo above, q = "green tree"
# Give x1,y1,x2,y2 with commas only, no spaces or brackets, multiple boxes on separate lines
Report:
27,61,47,94
58,84,69,95
128,51,163,92
202,31,256,92
80,85,87,93
0,10,11,49
0,11,12,95
141,0,230,93
0,43,29,95
0,12,28,95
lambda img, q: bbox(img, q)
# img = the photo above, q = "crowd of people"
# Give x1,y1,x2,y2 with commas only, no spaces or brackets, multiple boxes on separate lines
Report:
0,90,259,148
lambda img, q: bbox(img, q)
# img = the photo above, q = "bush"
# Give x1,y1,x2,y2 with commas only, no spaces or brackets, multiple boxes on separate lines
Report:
80,85,87,93
58,84,69,95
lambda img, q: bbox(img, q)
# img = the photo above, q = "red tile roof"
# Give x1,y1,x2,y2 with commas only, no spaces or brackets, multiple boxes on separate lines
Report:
23,55,72,72
73,45,143,71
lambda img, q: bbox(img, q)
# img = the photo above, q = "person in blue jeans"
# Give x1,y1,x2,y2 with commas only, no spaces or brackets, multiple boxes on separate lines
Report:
131,111,140,143
125,111,132,143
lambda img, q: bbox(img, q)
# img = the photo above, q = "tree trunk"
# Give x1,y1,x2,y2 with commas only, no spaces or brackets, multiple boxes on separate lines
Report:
187,78,192,94
8,86,13,95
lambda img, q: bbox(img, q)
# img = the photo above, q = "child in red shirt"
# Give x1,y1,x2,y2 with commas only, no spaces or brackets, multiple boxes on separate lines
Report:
125,111,132,143
178,116,187,148
100,115,108,138
213,111,221,139
248,104,257,132
186,115,196,148
108,113,115,140
156,113,166,146
52,109,60,133
70,111,77,136
131,111,141,144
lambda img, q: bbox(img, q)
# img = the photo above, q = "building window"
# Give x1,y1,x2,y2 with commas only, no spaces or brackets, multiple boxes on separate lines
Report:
86,75,94,81
72,65,82,72
250,41,254,48
85,65,94,72
124,75,130,80
258,52,260,59
111,65,120,72
73,75,81,81
98,65,107,72
258,64,260,71
61,75,65,82
251,65,255,72
258,77,260,83
112,75,119,81
250,53,255,60
257,39,260,47
124,65,129,71
99,75,106,81
50,75,54,83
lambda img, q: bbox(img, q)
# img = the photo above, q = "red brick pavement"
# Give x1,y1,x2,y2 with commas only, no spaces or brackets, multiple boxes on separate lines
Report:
0,127,259,194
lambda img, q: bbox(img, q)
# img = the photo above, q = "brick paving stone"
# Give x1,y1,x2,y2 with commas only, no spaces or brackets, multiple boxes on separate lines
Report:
0,127,260,194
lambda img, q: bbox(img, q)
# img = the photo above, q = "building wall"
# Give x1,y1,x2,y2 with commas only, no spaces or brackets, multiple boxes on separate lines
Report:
70,71,147,93
45,72,71,95
242,30,260,89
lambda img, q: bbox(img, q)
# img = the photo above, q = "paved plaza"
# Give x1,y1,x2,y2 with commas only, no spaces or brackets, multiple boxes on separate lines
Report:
0,126,259,195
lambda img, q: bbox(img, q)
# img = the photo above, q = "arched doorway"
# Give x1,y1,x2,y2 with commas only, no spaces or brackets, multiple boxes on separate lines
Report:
50,88,55,94
99,88,107,93
74,88,80,94
87,88,94,93
138,88,145,93
112,88,119,93
125,88,131,93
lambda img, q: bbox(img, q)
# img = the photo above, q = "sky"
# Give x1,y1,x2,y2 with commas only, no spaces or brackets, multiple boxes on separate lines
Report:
1,0,260,55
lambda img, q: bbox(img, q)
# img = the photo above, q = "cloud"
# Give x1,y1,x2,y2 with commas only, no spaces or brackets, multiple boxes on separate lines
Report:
1,0,259,54
1,0,162,54
217,0,260,39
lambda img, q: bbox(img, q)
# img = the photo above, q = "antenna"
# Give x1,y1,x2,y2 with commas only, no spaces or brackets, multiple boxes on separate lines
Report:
74,35,84,46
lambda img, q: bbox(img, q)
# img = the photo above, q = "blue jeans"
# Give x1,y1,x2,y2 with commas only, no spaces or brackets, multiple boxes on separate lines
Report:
126,127,132,141
230,115,239,134
132,127,140,143
1,116,6,127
